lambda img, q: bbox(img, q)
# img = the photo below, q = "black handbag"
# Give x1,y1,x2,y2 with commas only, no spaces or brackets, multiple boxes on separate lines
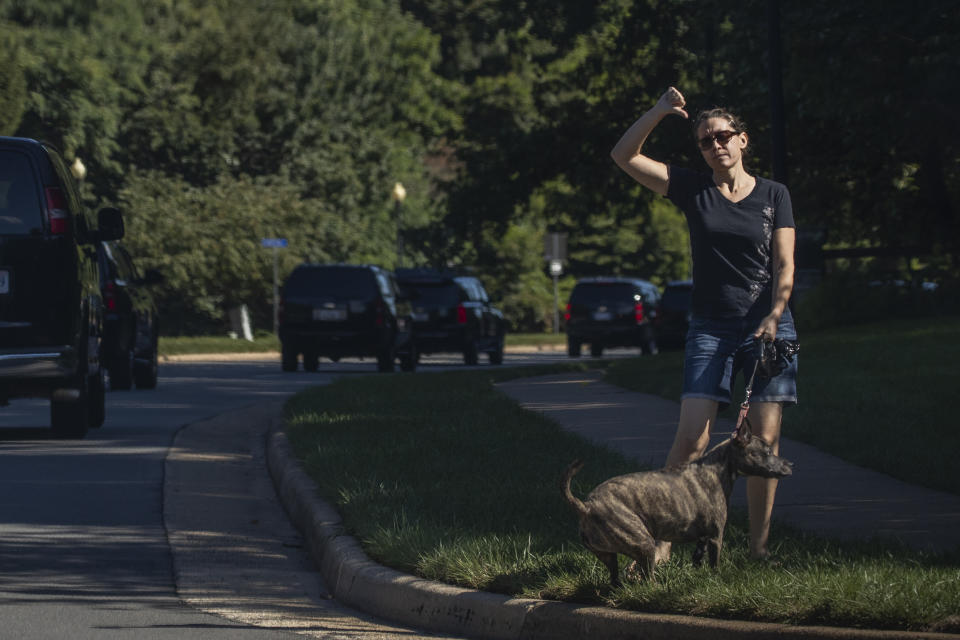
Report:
756,338,800,379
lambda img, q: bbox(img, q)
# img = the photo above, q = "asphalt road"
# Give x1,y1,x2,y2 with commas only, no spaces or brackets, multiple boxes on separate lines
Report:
0,348,606,639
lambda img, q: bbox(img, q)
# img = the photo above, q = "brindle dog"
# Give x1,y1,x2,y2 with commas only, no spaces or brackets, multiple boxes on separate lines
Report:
562,423,792,585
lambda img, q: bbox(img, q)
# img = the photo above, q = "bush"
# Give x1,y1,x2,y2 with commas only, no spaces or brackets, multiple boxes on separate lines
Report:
794,274,958,332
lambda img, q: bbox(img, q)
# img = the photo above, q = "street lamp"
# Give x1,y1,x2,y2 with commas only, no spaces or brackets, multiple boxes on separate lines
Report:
391,181,406,268
70,157,86,181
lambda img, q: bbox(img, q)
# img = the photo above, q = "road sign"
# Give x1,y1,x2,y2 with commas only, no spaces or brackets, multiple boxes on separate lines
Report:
544,232,567,261
261,238,288,248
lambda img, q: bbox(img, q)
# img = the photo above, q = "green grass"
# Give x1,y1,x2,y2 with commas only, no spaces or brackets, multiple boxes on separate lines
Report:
284,318,960,632
506,332,567,347
159,334,280,355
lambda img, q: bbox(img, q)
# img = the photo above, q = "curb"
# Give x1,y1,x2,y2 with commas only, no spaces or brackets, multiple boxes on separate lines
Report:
266,426,958,640
160,344,567,363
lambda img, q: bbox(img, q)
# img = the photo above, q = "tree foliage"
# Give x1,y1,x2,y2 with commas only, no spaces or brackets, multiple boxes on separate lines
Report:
2,0,956,332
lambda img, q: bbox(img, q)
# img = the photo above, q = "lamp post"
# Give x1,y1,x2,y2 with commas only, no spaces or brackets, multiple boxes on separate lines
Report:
391,182,406,268
70,157,86,181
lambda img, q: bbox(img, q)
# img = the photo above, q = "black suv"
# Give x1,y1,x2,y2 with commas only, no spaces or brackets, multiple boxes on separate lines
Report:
0,137,124,437
98,241,162,390
565,277,660,357
278,264,416,372
655,279,693,350
395,268,506,365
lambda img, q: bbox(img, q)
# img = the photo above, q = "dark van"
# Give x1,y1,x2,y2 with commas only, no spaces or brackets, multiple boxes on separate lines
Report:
278,264,416,373
394,268,506,365
565,277,660,357
0,137,124,437
98,241,162,390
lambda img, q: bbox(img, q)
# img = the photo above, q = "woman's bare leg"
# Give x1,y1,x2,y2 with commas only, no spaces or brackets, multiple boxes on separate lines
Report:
745,401,783,558
656,397,720,563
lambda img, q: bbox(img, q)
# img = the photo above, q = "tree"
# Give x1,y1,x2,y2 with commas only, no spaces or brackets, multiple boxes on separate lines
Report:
0,25,28,136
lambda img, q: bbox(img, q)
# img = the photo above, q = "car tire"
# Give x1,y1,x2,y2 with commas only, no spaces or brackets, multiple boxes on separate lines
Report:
281,344,298,372
303,350,320,372
590,342,603,358
377,347,395,372
400,342,417,372
567,339,581,358
109,350,134,390
134,342,159,389
463,339,479,366
488,335,504,365
51,370,90,440
641,336,659,356
89,368,106,428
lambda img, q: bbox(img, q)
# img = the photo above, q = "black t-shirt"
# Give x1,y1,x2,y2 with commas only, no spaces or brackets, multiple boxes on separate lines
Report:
667,166,795,318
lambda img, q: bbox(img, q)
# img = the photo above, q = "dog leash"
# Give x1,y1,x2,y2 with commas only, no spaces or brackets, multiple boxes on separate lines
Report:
733,340,763,437
732,337,801,437
733,361,759,436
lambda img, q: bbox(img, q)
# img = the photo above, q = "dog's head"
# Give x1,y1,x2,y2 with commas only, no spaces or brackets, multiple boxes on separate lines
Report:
731,423,793,479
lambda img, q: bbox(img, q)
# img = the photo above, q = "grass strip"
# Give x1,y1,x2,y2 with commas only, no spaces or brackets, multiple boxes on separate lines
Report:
284,344,960,632
159,334,280,355
160,332,564,355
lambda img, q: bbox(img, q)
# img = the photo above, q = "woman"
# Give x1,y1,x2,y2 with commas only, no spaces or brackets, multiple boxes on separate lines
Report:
610,87,798,561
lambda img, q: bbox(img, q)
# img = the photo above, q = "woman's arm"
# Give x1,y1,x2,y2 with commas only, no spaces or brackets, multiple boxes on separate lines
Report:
754,227,796,340
610,87,688,196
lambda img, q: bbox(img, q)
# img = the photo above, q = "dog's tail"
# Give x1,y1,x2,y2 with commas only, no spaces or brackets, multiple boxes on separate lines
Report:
561,459,589,518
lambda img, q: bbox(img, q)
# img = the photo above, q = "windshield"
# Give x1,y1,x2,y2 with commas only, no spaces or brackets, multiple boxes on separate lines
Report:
0,151,43,234
284,266,377,298
570,283,634,306
401,282,462,307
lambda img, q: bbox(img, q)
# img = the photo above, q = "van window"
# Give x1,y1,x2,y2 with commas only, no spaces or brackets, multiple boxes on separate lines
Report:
401,282,463,307
0,151,43,234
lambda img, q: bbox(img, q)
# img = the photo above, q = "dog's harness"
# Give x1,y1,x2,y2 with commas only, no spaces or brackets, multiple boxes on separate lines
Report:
733,337,800,437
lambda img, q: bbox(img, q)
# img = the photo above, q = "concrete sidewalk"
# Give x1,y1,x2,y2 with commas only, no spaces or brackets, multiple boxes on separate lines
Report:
495,370,960,553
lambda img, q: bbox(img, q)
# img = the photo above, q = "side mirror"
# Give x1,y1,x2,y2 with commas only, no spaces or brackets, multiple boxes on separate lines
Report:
97,207,125,241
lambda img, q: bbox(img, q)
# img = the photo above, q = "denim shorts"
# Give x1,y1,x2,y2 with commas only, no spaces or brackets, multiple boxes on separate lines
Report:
682,309,798,407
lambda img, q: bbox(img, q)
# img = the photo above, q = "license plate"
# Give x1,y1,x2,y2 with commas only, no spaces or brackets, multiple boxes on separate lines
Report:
0,269,9,294
412,311,429,322
313,308,346,321
592,311,612,321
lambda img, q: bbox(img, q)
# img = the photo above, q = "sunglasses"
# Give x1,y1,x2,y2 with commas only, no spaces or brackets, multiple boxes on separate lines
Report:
697,129,740,150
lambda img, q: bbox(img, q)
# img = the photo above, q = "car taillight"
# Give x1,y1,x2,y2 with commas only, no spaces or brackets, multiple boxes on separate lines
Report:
45,187,70,235
375,301,386,326
564,303,572,322
456,304,467,324
104,281,117,311
634,302,645,324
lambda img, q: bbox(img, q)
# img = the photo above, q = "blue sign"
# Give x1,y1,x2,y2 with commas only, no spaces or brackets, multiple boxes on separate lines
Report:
261,238,288,248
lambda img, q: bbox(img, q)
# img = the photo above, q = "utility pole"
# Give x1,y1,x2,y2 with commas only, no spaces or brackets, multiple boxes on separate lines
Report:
391,182,406,268
261,238,288,334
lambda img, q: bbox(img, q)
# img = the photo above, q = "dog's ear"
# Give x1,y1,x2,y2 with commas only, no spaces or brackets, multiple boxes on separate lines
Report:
735,417,754,444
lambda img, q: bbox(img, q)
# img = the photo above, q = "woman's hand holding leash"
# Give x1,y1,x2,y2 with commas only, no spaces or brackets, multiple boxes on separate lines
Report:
753,313,780,342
